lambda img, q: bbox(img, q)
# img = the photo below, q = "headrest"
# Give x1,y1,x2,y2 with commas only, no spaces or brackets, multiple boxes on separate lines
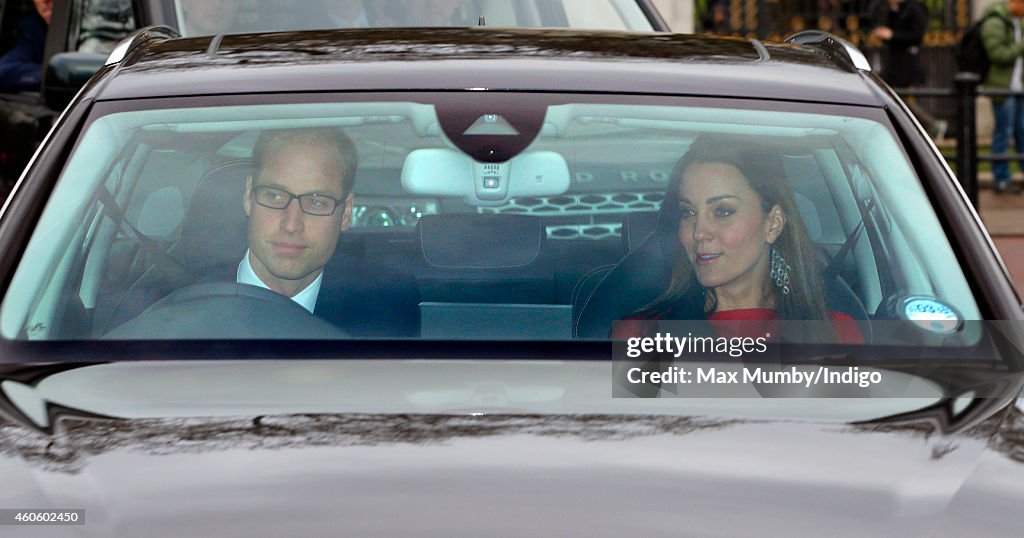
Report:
175,160,253,271
650,155,687,262
621,211,659,253
573,154,684,336
794,193,823,241
574,236,673,338
416,214,545,269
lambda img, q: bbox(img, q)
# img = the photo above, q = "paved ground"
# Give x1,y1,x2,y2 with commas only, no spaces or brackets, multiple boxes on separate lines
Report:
994,237,1024,291
979,174,1024,234
979,179,1024,290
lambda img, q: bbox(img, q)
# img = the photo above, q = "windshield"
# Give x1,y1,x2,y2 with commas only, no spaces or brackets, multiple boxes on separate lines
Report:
171,0,653,35
0,92,982,350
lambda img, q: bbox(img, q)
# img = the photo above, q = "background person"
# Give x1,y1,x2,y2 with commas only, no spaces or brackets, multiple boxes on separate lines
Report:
700,0,729,34
981,0,1024,194
614,136,861,344
867,0,944,140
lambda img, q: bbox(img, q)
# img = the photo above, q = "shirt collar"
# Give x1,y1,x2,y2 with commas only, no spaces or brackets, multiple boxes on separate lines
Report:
237,250,321,314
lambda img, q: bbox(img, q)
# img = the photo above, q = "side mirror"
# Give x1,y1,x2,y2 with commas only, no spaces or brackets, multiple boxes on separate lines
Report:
43,52,106,111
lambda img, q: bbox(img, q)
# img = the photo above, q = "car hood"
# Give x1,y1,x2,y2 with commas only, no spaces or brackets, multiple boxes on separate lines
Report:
0,360,1022,537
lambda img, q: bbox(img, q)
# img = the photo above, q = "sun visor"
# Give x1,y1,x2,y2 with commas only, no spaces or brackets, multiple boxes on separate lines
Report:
401,149,570,207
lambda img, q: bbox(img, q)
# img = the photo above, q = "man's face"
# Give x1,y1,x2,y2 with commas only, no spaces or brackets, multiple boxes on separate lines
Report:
33,0,53,24
1011,0,1024,18
243,141,353,297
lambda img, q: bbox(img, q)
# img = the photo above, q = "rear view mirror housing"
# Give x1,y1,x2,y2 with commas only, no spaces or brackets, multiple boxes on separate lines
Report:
402,149,571,207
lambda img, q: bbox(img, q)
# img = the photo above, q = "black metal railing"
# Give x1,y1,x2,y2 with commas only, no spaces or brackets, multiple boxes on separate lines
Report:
896,73,1024,208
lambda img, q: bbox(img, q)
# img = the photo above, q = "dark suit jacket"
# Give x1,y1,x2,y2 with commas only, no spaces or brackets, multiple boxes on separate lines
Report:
868,0,928,87
0,13,46,93
315,257,421,337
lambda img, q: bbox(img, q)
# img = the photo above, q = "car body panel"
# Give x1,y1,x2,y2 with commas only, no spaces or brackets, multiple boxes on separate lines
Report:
92,29,877,106
0,361,1021,536
3,22,1024,536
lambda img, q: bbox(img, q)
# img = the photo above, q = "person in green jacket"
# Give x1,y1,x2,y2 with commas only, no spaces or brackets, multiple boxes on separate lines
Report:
982,0,1024,193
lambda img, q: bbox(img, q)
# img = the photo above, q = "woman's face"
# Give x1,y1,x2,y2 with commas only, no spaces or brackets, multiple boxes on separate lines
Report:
677,162,785,305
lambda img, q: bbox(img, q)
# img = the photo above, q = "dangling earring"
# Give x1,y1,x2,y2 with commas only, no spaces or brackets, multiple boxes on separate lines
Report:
770,247,791,296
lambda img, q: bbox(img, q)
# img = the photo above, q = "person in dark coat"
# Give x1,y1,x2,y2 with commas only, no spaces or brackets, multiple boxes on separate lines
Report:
869,0,928,86
0,0,50,93
868,0,944,137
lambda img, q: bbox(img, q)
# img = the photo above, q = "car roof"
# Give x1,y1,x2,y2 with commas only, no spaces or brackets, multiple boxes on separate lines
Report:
95,28,882,106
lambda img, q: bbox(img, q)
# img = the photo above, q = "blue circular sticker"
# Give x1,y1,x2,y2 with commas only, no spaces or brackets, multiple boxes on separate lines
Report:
902,297,961,334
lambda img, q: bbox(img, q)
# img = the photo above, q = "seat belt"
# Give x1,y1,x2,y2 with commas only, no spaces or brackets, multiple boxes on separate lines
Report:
822,196,875,282
97,187,192,289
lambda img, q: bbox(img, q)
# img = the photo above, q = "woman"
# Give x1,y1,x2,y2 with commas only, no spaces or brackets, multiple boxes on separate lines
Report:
615,136,862,344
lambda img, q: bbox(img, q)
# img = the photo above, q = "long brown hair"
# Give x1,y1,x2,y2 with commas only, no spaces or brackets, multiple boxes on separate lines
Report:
645,136,835,335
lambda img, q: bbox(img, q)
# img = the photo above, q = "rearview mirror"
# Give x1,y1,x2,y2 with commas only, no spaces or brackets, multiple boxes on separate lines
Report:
402,149,570,207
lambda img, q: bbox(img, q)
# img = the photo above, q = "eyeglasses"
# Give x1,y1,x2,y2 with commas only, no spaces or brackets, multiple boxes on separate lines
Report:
252,186,342,216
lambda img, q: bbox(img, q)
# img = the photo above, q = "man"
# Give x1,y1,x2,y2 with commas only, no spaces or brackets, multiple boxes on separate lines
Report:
981,0,1024,194
237,128,419,336
0,0,51,92
240,128,356,310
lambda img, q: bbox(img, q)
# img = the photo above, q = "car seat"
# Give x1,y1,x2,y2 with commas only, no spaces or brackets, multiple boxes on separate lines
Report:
414,213,556,304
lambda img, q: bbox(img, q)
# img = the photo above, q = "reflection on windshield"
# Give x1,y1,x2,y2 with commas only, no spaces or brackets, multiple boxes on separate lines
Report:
6,402,1024,474
0,412,736,474
174,0,653,35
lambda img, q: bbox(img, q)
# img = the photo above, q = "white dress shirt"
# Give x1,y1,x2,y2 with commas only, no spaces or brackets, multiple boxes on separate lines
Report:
237,250,321,314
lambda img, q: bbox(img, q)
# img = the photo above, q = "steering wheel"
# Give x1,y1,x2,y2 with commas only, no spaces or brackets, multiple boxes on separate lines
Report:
105,282,347,339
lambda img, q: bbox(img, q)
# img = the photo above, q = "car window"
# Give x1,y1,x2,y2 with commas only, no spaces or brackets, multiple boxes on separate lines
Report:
0,93,980,346
72,0,136,54
173,0,654,36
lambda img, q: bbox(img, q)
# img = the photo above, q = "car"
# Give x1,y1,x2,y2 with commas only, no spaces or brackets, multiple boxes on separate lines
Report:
0,25,1022,536
0,0,667,186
